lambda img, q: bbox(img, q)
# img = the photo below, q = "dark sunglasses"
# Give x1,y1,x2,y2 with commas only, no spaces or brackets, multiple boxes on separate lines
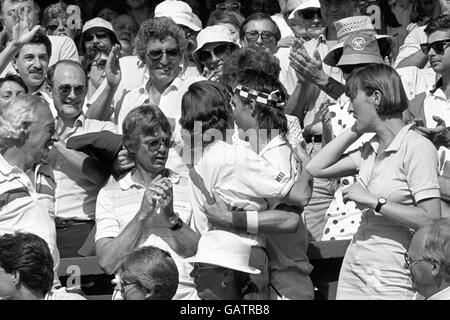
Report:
146,48,181,61
339,63,369,74
245,31,275,43
299,8,322,20
216,2,241,11
57,84,86,97
197,43,235,64
46,21,69,31
84,31,109,42
92,59,107,70
143,136,173,152
420,39,450,55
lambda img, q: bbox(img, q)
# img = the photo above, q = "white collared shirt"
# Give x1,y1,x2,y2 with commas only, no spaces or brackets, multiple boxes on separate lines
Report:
47,114,116,220
428,286,450,300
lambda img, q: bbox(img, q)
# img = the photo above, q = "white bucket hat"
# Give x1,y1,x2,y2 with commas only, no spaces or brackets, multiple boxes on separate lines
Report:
288,0,321,19
183,230,261,274
154,0,201,32
192,25,240,62
82,17,120,46
324,15,395,67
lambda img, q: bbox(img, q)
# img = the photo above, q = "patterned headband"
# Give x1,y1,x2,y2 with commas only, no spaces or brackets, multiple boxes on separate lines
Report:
233,84,285,109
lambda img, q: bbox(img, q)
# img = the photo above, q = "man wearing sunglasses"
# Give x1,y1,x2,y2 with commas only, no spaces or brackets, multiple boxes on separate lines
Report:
406,218,450,300
81,17,121,58
46,59,116,258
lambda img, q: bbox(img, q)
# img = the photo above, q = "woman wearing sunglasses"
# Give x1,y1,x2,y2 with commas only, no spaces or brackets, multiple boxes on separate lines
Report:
306,64,441,300
42,2,80,40
95,104,201,300
192,25,240,81
83,52,108,102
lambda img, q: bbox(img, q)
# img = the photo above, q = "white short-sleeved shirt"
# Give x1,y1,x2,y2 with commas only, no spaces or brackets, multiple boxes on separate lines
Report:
394,25,427,68
188,140,296,247
47,114,116,220
95,172,199,300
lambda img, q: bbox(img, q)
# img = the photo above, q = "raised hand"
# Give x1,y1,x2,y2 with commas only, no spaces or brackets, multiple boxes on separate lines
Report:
105,44,122,88
11,5,41,46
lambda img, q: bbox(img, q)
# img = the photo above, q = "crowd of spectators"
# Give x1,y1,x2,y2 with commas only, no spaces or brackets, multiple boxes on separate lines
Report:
0,0,450,301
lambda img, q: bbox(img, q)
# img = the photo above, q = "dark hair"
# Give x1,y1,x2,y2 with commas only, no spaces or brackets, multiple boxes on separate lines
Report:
42,2,68,27
345,64,408,115
0,74,28,93
425,13,450,35
119,246,179,300
180,80,233,145
19,32,52,58
234,69,288,137
122,104,172,156
221,47,281,89
240,13,281,42
47,59,87,89
0,232,54,297
207,9,244,30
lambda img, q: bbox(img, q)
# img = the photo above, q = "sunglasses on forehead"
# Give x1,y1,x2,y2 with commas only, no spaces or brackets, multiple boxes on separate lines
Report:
298,8,322,20
197,43,235,64
216,2,241,12
420,39,450,55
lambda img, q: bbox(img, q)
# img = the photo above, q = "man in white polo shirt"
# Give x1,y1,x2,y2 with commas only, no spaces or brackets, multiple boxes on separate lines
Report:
46,60,116,258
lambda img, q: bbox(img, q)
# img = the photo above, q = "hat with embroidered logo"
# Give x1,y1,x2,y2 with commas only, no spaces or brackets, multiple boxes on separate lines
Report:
183,230,261,274
154,0,201,32
324,15,395,67
336,32,385,66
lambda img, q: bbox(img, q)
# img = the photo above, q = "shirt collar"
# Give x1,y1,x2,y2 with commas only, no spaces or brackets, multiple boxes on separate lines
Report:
428,286,450,300
119,172,144,191
144,68,184,95
0,153,17,175
430,78,443,95
55,113,86,129
368,123,415,154
259,135,289,156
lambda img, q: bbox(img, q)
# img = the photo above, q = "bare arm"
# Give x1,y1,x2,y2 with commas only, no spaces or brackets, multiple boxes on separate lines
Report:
85,45,121,121
395,50,428,69
306,125,362,178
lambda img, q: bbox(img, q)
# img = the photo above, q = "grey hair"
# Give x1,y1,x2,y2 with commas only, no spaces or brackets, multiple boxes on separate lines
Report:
0,94,49,149
421,218,450,278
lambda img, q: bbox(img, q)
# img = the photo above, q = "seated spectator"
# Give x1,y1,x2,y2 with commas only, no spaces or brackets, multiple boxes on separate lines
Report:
0,0,79,76
406,218,450,300
240,13,281,55
118,246,179,300
0,74,27,110
0,232,54,300
286,0,324,41
215,1,243,14
95,105,200,300
192,25,240,81
112,15,138,57
42,2,80,41
82,51,109,101
307,64,441,299
184,230,261,300
80,17,120,58
0,95,59,276
207,9,245,43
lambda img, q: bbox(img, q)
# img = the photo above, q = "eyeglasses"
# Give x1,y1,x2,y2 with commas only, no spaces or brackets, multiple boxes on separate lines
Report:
403,252,433,270
84,31,109,42
180,26,195,39
46,19,69,31
56,85,86,97
299,8,322,20
146,49,181,61
143,136,173,152
245,31,275,43
420,39,450,55
92,59,107,71
339,63,370,74
197,43,235,64
216,2,241,12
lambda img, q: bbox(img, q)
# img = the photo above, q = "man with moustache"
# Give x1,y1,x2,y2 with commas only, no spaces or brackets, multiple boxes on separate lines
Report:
46,60,116,258
80,17,120,59
112,15,138,57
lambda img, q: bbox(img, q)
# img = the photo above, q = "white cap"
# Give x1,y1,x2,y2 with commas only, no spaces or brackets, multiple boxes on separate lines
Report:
183,230,261,274
82,17,120,45
192,25,240,61
288,0,321,19
154,0,201,32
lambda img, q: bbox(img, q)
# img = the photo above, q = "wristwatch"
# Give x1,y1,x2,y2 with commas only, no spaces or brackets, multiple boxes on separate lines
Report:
375,197,387,213
168,214,183,231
